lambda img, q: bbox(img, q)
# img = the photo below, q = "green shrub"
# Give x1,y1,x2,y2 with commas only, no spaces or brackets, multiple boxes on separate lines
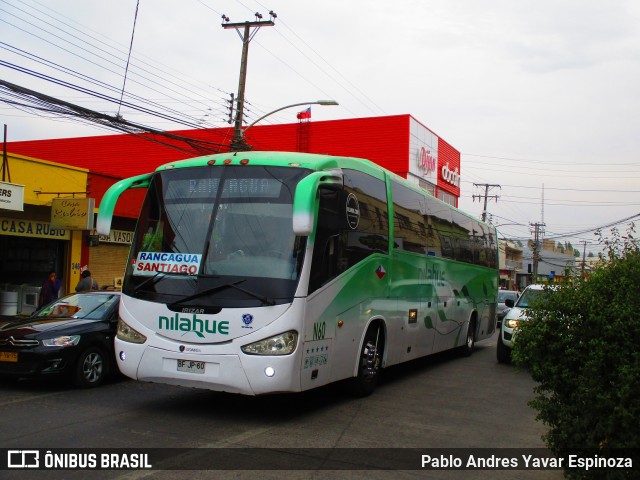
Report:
513,225,640,479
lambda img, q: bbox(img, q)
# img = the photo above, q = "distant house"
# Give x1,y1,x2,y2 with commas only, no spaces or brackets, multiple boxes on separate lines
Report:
518,241,577,286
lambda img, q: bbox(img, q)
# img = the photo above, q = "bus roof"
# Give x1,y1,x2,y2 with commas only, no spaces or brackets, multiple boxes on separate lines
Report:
152,150,493,230
155,151,387,180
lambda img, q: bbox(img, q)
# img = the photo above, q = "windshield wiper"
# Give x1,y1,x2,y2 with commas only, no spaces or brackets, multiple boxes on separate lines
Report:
134,270,205,294
133,272,168,293
172,279,275,306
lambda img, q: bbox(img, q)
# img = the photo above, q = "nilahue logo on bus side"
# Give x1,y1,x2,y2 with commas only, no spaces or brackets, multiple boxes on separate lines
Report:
158,313,229,338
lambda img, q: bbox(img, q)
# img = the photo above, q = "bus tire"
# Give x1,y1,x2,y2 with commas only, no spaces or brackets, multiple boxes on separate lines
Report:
460,320,475,357
73,346,107,388
349,324,384,397
496,335,511,364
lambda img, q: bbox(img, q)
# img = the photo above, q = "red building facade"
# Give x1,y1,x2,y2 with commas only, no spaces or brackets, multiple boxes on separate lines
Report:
8,114,461,217
5,114,461,292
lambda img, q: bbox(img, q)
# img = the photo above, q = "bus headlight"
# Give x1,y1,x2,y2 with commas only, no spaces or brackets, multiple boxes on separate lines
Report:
241,331,298,355
116,317,147,344
504,319,520,329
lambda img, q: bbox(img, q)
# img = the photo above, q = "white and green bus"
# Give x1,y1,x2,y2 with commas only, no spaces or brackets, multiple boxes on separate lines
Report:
97,151,498,396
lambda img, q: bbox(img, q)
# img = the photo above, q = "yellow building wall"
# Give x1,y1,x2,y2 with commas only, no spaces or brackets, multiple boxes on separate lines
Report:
6,153,89,207
68,230,84,293
5,153,89,295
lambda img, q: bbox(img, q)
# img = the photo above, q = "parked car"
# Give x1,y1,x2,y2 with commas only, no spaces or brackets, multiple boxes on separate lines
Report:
496,290,519,330
497,284,547,364
0,290,120,387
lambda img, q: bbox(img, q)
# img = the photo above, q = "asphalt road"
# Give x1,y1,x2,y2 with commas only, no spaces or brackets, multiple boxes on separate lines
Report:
0,331,564,479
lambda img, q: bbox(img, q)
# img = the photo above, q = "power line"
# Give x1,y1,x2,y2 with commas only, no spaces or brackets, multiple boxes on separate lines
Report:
0,78,229,155
117,0,140,117
464,152,639,167
543,212,640,240
1,0,235,128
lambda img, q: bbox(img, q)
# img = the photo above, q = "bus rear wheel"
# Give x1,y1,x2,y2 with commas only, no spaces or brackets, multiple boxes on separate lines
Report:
349,324,384,397
460,320,476,357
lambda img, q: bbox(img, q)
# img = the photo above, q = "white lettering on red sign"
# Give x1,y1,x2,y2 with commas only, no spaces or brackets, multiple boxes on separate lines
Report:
441,163,461,188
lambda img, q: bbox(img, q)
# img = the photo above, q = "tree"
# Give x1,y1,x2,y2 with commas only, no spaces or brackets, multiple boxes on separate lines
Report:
565,241,574,254
513,224,640,479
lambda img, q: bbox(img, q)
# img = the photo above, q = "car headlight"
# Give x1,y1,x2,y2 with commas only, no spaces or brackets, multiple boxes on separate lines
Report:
42,335,81,347
116,317,147,344
241,331,298,355
505,319,520,329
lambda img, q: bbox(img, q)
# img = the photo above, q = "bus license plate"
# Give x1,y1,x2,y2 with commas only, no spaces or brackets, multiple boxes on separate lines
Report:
177,359,205,374
0,351,18,362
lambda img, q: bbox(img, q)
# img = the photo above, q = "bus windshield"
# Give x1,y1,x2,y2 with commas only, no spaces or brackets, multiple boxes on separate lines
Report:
123,165,311,308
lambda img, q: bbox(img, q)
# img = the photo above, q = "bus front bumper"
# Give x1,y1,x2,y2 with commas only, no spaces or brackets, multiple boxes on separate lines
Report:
116,341,301,395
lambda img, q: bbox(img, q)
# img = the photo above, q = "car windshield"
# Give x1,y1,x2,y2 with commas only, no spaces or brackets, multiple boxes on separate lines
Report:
35,293,119,320
515,288,542,308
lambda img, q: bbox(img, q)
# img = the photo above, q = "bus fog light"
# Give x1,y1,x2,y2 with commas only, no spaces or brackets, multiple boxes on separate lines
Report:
119,351,126,361
265,367,275,377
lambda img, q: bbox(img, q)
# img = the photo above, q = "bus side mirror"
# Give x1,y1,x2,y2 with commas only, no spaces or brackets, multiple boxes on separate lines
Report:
505,298,515,308
97,173,152,235
292,170,342,236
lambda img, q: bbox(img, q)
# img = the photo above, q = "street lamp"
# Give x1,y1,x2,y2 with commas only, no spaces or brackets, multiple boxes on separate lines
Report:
494,223,525,228
231,100,339,151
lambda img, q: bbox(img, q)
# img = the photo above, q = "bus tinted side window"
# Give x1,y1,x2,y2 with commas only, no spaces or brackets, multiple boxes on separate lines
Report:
391,181,454,258
308,170,388,294
450,209,475,263
392,180,497,267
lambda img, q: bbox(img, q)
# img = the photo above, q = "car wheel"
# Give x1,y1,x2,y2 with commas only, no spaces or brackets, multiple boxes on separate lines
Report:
73,346,107,388
348,324,384,397
460,320,475,357
496,334,512,364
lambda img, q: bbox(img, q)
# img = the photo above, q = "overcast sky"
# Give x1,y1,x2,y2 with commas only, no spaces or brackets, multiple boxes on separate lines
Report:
2,0,639,255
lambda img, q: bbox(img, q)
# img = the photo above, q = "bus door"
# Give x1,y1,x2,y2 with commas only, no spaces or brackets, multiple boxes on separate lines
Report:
403,283,437,361
432,282,460,353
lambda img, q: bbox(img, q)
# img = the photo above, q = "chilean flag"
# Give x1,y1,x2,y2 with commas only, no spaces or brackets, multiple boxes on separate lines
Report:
296,107,311,119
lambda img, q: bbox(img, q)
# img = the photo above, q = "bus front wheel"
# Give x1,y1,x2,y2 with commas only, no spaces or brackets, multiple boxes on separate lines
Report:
349,324,384,397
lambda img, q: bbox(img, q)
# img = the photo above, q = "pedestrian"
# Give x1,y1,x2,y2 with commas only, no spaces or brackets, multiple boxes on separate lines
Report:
39,270,60,307
75,269,98,292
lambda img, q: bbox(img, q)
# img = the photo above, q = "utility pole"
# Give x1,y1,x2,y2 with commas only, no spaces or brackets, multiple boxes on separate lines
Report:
472,183,500,222
530,222,545,282
580,240,590,278
2,124,10,182
222,11,276,151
